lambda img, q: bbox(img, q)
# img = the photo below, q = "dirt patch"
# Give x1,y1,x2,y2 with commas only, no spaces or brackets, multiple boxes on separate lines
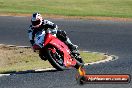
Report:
0,13,132,22
0,44,32,67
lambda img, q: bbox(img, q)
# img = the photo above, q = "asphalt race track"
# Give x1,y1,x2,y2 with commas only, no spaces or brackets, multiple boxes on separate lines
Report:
0,16,132,88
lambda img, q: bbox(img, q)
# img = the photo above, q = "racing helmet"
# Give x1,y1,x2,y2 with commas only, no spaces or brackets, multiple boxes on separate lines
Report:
31,13,43,28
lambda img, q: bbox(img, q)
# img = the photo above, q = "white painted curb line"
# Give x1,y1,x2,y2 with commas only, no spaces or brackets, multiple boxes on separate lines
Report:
0,74,10,77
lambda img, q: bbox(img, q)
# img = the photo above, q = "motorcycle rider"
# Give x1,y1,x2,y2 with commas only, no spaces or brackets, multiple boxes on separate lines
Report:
28,12,78,60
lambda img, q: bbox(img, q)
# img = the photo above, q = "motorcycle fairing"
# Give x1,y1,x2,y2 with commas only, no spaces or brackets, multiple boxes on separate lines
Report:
44,33,76,67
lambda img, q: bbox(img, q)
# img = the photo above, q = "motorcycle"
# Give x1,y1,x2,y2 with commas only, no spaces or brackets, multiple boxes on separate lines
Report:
33,29,84,71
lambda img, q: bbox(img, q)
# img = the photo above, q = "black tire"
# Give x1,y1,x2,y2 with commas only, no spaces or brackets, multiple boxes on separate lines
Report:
76,76,86,85
74,55,84,69
46,45,66,71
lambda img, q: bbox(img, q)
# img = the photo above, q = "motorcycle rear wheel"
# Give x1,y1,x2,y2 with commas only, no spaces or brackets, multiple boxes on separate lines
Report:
73,54,84,69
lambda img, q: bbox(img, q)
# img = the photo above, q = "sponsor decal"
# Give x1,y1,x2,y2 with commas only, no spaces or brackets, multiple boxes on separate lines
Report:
76,66,131,85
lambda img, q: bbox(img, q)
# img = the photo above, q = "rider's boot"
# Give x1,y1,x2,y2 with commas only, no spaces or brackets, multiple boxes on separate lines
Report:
65,37,79,54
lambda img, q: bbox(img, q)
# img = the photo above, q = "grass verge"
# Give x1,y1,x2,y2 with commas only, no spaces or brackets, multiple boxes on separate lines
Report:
0,44,106,73
0,0,132,18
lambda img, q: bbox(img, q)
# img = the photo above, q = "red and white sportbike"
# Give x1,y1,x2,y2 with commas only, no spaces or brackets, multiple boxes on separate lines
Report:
33,30,84,71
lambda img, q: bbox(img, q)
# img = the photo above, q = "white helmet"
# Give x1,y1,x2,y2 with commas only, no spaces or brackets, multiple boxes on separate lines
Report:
31,13,43,28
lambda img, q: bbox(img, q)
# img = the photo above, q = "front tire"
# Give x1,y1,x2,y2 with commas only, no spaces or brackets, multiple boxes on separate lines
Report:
46,45,66,71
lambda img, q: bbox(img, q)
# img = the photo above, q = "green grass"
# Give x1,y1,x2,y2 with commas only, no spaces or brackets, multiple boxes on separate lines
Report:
0,0,132,18
0,45,105,73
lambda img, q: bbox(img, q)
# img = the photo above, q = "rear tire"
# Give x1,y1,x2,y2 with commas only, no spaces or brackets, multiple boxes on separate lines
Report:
76,76,86,85
74,55,84,69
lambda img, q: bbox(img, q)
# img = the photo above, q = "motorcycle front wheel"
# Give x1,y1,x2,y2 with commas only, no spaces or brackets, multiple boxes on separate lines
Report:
46,45,66,71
